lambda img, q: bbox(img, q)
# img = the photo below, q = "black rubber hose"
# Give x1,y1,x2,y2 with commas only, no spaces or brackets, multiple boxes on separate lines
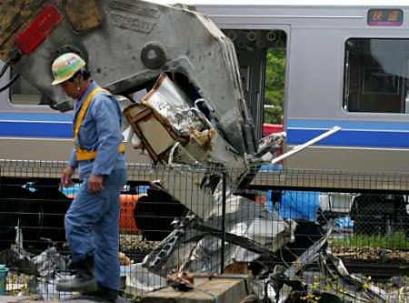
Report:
0,48,22,84
0,60,10,79
0,73,19,92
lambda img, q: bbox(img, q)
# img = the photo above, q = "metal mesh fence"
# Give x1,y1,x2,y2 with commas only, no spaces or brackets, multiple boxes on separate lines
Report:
1,160,409,302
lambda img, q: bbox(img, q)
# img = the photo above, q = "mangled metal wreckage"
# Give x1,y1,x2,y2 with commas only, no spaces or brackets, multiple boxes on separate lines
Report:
122,72,396,303
0,0,395,301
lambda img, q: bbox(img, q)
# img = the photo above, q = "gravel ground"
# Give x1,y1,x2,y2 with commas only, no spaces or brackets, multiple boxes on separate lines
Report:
331,246,409,264
120,234,159,263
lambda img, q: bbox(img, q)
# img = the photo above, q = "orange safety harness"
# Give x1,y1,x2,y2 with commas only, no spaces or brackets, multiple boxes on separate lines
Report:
74,86,125,161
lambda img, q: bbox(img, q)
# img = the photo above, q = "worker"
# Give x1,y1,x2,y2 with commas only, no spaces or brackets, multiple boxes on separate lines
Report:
52,52,127,302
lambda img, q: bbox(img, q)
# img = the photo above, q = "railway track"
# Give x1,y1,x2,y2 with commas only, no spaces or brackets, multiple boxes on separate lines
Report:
342,259,409,280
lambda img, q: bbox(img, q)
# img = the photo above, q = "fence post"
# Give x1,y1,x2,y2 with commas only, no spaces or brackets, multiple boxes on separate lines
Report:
220,170,226,274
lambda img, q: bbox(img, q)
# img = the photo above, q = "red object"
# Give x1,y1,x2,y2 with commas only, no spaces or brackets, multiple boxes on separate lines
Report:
263,123,283,136
64,191,141,233
263,123,284,159
119,194,141,233
15,4,62,55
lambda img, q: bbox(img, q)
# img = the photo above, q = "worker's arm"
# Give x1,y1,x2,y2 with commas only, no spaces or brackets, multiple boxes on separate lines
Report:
90,94,123,177
68,148,78,169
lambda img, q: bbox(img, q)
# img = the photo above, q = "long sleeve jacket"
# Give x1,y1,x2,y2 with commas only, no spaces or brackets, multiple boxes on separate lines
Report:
69,81,126,180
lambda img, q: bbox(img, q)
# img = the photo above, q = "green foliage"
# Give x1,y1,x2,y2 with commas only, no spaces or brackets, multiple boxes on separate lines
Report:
264,48,286,124
330,231,409,250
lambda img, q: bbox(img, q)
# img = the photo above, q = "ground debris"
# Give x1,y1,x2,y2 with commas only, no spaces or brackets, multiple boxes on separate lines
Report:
0,295,44,303
120,235,159,264
331,246,409,264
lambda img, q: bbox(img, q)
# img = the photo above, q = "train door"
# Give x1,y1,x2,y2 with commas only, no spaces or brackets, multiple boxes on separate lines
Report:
222,29,287,139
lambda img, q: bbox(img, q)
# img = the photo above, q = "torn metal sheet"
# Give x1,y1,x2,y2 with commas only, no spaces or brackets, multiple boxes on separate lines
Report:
248,229,394,303
125,263,165,292
139,187,295,276
0,224,35,275
31,247,67,278
186,194,295,270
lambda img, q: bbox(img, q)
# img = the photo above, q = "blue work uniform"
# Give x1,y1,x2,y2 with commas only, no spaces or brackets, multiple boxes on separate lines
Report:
65,81,127,291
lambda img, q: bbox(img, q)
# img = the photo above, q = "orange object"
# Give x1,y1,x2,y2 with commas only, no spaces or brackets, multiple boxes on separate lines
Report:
119,194,140,233
63,189,141,233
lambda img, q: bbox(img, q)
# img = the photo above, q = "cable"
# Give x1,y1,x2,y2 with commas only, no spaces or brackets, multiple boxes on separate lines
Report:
0,73,19,92
0,48,22,80
0,60,10,79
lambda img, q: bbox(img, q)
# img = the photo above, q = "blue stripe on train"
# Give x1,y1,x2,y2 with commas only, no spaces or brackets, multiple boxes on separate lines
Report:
0,112,72,138
287,119,409,130
1,114,409,147
287,119,409,148
0,121,73,138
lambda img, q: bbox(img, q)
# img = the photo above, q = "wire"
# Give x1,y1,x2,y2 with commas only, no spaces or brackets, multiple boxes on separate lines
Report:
0,49,22,90
0,60,10,79
0,73,19,92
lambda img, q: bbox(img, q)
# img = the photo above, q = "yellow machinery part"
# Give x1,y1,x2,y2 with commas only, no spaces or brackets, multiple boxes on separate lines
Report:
64,0,103,33
0,0,46,61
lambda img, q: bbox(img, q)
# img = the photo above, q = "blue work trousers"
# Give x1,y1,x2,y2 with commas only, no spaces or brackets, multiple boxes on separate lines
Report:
65,168,127,291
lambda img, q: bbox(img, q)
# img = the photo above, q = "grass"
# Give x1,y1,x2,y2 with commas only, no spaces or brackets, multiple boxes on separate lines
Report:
330,231,409,250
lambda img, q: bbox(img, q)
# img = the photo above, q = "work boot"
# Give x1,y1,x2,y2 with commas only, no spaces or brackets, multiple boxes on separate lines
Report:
57,256,97,293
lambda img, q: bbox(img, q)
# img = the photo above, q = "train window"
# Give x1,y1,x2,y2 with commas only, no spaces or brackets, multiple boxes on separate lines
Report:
344,38,409,113
223,29,287,137
9,69,46,105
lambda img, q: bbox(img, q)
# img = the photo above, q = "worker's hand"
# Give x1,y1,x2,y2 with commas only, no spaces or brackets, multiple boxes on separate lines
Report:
61,166,75,188
88,175,104,193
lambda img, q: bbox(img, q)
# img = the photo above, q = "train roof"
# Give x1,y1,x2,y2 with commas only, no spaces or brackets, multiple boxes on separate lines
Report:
149,0,409,7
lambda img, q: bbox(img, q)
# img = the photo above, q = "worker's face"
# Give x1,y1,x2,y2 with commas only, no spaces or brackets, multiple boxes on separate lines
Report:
60,77,80,99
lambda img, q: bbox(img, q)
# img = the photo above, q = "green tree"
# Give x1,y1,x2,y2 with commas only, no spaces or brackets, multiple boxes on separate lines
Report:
264,48,286,124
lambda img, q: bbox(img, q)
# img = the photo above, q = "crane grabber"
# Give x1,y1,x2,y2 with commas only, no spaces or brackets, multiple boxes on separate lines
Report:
0,1,253,167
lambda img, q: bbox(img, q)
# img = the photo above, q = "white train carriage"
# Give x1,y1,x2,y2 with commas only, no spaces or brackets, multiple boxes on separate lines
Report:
1,0,409,174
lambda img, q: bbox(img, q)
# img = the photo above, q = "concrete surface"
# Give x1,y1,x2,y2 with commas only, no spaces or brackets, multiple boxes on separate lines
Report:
140,274,250,303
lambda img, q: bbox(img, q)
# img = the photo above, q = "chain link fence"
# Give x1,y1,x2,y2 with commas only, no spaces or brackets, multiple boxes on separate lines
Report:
1,160,409,301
